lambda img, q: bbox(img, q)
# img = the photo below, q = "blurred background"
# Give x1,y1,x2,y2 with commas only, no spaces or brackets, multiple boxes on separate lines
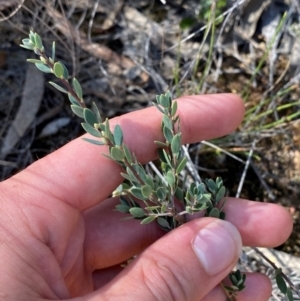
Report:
0,0,300,298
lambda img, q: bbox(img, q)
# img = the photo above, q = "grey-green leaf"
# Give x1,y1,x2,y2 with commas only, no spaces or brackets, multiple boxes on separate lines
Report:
52,41,56,61
49,81,68,93
20,44,35,50
130,187,146,200
216,186,226,203
82,137,104,145
152,102,166,114
154,141,168,148
81,123,101,137
156,187,166,200
141,185,152,198
145,175,154,189
61,62,69,79
29,31,35,43
110,147,125,161
176,157,188,174
68,94,81,106
162,115,172,130
92,102,102,123
206,179,216,194
53,62,64,78
166,170,175,187
163,126,173,143
159,93,171,108
157,217,171,229
141,215,157,225
129,207,145,218
114,125,123,146
171,101,178,117
71,105,84,118
104,118,114,143
175,186,184,201
209,208,220,218
157,148,168,163
27,59,44,64
34,33,43,49
120,173,132,182
73,77,82,99
123,145,132,164
84,108,97,127
126,167,139,184
171,134,181,154
35,63,52,73
133,164,147,183
162,149,172,166
115,204,130,213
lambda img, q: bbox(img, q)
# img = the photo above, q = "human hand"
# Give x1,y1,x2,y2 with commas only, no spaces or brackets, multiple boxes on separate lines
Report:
0,94,292,301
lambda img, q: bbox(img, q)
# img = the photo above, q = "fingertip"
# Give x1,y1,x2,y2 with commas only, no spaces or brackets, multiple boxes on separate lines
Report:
225,198,293,247
235,273,272,301
202,272,272,301
177,93,245,143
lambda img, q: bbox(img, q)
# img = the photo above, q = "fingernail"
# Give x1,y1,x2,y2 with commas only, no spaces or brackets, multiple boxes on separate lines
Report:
192,220,242,276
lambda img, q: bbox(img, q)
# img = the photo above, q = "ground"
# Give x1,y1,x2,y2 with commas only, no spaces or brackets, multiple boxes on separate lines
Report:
0,0,299,298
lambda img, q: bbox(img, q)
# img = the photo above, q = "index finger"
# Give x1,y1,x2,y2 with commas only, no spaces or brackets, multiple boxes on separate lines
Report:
4,94,244,210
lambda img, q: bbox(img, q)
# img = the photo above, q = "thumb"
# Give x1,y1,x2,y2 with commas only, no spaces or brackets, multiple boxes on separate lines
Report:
85,218,242,301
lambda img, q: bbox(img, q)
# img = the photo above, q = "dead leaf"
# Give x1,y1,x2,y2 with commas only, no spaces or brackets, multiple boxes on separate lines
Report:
37,117,71,139
1,64,44,157
46,3,149,84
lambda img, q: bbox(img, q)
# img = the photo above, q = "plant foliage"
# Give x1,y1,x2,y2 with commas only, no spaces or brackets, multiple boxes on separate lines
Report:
21,31,246,298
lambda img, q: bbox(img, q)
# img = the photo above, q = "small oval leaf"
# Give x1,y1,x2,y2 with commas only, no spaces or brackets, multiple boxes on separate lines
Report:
27,59,44,64
216,186,226,203
114,125,123,146
82,137,104,145
141,215,157,225
73,77,82,99
81,123,101,137
123,145,132,164
171,134,181,154
68,94,81,106
209,208,220,218
162,115,172,130
166,170,175,187
35,63,52,73
53,62,64,78
157,217,171,229
115,204,130,213
49,81,68,93
205,179,216,194
171,101,178,117
129,207,145,218
141,185,152,198
130,187,146,200
71,105,84,118
92,102,102,123
176,157,188,174
110,147,125,161
83,108,98,126
156,187,167,200
34,33,43,49
163,126,173,143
